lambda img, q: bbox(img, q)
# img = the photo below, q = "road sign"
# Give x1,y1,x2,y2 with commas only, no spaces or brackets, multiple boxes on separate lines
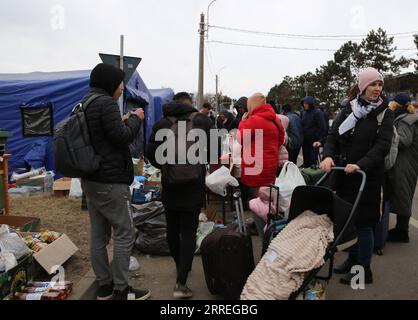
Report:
99,53,142,84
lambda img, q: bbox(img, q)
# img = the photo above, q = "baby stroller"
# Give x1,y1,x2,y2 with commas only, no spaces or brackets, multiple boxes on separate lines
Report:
286,167,366,300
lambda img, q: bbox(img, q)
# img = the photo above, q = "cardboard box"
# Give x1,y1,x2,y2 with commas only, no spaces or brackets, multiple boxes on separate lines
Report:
53,177,72,197
20,232,79,275
0,215,40,232
16,174,53,194
0,254,33,300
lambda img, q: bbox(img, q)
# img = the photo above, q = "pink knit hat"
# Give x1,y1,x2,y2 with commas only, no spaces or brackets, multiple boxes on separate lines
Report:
358,67,384,93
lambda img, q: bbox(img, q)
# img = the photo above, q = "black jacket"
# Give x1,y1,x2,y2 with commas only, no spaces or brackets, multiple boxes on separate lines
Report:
323,98,394,227
146,103,214,212
83,88,142,185
302,106,327,143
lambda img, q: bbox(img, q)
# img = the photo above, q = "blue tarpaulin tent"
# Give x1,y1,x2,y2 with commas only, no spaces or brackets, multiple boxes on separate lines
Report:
0,69,164,175
149,88,174,123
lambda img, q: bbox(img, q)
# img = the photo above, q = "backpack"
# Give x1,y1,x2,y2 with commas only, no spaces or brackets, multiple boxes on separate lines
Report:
53,94,103,178
161,112,205,185
376,109,400,170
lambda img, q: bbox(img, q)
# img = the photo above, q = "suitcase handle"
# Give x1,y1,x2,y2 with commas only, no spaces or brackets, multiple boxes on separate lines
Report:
233,191,247,234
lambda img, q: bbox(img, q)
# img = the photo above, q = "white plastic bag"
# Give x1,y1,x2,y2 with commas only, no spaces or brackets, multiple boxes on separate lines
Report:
206,166,239,197
129,256,140,271
69,178,83,198
195,222,215,254
0,251,18,272
0,232,31,260
275,161,306,219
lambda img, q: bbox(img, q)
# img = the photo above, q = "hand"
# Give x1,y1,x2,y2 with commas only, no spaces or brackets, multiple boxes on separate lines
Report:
344,164,360,175
313,142,322,148
320,157,335,173
133,108,145,120
122,112,131,121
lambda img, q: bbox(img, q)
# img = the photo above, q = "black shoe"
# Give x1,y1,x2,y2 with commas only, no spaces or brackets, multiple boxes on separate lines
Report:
112,286,151,300
340,266,373,285
97,282,113,300
387,228,410,243
333,256,357,274
173,284,193,299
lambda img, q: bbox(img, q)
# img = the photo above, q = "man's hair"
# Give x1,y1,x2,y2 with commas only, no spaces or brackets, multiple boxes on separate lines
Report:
282,104,292,114
202,102,212,110
173,92,193,104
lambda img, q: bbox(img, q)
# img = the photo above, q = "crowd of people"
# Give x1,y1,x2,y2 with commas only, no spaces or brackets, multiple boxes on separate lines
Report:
78,63,417,300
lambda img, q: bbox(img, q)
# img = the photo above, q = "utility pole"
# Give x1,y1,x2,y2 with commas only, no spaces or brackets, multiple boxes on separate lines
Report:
119,35,124,116
215,74,219,112
197,13,205,110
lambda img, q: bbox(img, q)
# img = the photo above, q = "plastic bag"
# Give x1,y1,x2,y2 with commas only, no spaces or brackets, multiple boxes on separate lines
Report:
0,232,31,260
0,251,18,272
69,178,83,198
195,222,215,254
132,202,170,256
206,166,239,197
129,256,140,271
275,161,306,219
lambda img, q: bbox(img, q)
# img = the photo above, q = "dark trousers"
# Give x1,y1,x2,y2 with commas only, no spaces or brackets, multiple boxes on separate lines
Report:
349,226,374,267
165,209,200,285
288,147,301,165
302,140,318,167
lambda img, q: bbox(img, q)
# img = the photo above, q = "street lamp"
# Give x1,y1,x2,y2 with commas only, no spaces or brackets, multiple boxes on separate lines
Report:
216,66,227,112
206,0,217,39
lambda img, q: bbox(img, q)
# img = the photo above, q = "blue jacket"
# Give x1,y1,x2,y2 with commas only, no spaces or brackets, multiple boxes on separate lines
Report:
301,96,326,142
286,112,303,150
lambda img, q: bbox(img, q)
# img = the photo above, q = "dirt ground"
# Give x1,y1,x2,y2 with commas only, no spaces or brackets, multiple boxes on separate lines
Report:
9,195,90,285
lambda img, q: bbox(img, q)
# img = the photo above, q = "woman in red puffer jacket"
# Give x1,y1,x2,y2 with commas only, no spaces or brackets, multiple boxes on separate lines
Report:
238,93,285,244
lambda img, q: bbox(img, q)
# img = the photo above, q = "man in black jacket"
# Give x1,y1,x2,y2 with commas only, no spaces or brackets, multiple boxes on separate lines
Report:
146,92,214,299
81,63,150,300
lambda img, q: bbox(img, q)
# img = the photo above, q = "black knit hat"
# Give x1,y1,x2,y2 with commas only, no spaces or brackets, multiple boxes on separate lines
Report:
90,63,125,97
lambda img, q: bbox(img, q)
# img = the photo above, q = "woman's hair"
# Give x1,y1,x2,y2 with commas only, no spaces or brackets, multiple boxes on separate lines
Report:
347,85,360,101
389,100,415,114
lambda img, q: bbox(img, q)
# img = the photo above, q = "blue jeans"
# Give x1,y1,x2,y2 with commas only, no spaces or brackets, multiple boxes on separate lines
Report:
350,226,374,267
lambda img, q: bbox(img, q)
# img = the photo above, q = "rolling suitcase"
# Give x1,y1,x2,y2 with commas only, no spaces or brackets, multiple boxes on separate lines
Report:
262,185,287,255
374,200,390,256
200,191,255,300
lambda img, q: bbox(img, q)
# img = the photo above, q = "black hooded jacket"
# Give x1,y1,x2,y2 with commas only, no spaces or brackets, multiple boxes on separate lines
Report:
146,102,214,211
83,64,142,185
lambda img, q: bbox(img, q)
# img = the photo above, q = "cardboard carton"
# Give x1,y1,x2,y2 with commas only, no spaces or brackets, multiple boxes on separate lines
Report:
53,177,72,197
0,215,40,232
20,232,79,275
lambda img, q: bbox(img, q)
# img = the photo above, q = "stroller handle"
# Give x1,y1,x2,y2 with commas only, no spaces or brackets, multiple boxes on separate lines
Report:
315,167,366,252
315,167,366,193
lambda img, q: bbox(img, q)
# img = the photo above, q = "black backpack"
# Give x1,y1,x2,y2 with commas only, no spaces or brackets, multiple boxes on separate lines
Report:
53,94,103,178
161,112,205,185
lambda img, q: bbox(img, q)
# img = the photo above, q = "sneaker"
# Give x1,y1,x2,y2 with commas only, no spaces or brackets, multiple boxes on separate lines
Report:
340,266,373,285
97,283,113,300
333,256,357,275
387,228,410,243
173,284,193,299
112,286,151,300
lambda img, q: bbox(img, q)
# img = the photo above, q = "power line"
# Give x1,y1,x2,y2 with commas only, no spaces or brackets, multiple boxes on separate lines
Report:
207,40,417,52
208,25,418,41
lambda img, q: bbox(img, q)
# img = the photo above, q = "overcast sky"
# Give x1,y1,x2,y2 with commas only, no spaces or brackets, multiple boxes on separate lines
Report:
0,0,417,98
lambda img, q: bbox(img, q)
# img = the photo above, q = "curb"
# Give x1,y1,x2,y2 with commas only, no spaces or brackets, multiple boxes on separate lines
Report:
68,268,97,300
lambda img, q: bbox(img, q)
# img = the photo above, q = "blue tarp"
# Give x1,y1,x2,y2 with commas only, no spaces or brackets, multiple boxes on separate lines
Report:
0,69,165,174
149,88,174,122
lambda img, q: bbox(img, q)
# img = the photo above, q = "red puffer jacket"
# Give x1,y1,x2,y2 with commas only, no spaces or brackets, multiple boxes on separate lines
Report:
238,104,284,187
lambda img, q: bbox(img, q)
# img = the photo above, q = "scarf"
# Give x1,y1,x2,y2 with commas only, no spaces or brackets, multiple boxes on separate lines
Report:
338,96,382,135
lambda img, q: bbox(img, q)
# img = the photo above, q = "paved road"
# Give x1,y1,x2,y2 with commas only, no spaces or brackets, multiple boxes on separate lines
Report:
130,187,418,300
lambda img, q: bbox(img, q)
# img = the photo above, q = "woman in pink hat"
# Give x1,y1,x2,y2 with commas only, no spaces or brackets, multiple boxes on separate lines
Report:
320,67,394,285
